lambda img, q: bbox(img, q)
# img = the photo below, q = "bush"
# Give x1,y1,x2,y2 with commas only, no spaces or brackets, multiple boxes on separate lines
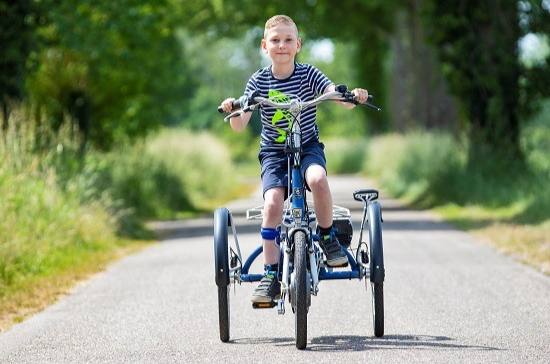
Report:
362,131,549,224
324,137,368,174
364,132,464,205
145,128,238,209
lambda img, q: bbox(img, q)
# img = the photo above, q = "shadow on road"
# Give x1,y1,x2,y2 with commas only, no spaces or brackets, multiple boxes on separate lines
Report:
229,334,502,352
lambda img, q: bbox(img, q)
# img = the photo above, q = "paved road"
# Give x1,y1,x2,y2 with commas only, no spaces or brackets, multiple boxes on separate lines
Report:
1,175,549,363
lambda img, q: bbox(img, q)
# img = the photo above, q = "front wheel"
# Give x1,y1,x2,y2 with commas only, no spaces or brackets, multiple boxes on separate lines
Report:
293,230,308,350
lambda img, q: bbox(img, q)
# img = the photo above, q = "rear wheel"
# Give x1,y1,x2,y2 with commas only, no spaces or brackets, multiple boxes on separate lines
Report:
217,286,230,342
214,208,230,342
293,231,308,350
367,202,384,337
371,282,384,337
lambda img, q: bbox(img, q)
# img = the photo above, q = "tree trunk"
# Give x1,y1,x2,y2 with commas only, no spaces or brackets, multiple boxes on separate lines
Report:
390,0,459,133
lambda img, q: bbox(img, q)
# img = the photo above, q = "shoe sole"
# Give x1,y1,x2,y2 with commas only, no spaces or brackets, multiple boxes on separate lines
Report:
251,294,280,304
326,256,349,267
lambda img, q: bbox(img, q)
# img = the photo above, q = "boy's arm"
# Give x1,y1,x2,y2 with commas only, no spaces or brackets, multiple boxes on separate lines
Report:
220,97,253,132
325,85,369,109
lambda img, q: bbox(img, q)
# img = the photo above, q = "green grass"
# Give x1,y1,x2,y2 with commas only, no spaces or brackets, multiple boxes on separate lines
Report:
361,130,550,274
325,137,368,174
0,110,244,331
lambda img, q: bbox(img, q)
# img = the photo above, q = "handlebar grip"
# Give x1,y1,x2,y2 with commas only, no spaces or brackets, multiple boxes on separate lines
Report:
217,98,243,113
367,94,374,102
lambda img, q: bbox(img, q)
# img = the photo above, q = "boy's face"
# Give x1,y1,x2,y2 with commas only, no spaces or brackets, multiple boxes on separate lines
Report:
261,23,301,66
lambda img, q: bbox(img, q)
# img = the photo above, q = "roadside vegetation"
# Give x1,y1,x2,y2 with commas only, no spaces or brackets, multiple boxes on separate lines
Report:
1,0,548,335
2,108,548,333
0,109,241,332
326,106,550,275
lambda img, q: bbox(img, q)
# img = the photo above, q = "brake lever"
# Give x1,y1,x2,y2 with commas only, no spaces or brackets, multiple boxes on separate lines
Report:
223,104,257,122
223,110,243,122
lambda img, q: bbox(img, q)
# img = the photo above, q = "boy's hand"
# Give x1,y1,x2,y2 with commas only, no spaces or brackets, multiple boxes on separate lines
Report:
220,98,237,113
351,88,369,104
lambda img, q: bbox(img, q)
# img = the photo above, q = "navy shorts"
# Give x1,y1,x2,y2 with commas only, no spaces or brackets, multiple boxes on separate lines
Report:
259,140,327,198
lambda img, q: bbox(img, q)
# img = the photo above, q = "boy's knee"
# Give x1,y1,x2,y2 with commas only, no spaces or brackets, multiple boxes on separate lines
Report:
307,170,328,191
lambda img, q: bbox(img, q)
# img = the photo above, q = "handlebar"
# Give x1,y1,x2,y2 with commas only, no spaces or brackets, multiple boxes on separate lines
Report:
217,85,381,120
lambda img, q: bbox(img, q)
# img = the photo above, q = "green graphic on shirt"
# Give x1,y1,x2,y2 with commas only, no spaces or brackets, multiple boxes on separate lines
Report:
268,90,292,143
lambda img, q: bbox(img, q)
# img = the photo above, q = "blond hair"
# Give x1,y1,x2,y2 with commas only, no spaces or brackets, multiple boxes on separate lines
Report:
264,15,299,38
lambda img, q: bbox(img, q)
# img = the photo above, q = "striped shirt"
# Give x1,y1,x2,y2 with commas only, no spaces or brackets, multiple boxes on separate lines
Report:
244,63,333,149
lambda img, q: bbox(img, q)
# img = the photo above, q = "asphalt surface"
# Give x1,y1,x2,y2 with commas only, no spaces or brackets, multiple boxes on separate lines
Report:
1,175,549,363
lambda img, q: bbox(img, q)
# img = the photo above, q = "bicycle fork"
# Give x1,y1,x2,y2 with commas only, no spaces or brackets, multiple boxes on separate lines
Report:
278,228,321,315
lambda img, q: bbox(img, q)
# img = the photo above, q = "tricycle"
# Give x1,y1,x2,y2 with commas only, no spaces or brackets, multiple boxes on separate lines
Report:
214,85,385,349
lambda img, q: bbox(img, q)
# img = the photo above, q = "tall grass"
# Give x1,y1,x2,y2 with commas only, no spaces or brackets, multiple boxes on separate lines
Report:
362,131,549,223
0,109,126,325
324,137,369,174
145,128,238,210
361,130,549,273
1,108,241,330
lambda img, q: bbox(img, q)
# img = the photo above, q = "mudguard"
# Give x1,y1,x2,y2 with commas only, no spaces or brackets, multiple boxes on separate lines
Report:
214,207,230,287
367,202,385,283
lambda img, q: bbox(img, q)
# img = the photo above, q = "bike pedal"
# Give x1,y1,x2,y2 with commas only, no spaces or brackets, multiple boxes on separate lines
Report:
252,301,277,309
324,260,349,268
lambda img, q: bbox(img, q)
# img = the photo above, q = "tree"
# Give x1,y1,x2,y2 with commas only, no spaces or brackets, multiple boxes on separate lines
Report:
424,0,550,161
0,0,37,130
27,0,190,150
389,0,459,132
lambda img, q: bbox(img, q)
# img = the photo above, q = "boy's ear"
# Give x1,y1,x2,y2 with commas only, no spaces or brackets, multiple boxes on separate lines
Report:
261,39,268,53
296,37,302,52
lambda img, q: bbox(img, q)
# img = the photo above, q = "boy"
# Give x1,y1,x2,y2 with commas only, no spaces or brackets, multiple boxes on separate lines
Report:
219,15,369,304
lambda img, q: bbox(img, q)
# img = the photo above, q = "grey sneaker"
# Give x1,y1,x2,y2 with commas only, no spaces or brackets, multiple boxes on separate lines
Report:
319,233,348,267
251,270,281,303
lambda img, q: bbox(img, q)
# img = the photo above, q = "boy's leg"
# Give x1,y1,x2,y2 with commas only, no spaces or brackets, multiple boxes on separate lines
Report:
262,187,285,265
305,164,348,267
305,165,333,228
251,186,285,303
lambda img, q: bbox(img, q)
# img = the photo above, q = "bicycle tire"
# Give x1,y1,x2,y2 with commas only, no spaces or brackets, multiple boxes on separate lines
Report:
214,208,230,342
294,230,308,350
217,285,230,342
367,201,384,337
371,282,384,337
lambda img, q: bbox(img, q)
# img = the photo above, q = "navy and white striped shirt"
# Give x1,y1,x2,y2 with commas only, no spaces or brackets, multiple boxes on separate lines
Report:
244,63,333,149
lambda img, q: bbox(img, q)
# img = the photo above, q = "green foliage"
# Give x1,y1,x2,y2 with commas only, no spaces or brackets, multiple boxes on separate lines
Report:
423,0,550,159
364,132,464,204
1,107,243,302
144,128,238,209
26,0,190,149
324,138,368,174
363,131,549,224
0,127,120,293
0,0,37,122
521,101,550,174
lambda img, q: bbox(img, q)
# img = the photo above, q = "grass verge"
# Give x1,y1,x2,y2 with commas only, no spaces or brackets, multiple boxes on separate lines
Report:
357,131,550,275
0,239,152,332
0,113,244,332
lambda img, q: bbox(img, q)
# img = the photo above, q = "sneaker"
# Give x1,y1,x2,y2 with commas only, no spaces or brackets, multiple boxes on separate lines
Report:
319,233,348,267
251,269,281,303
